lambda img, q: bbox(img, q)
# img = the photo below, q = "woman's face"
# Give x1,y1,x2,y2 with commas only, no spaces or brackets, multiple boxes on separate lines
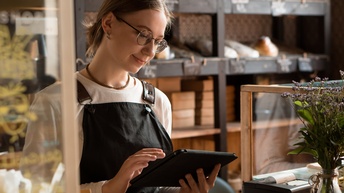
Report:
105,9,168,74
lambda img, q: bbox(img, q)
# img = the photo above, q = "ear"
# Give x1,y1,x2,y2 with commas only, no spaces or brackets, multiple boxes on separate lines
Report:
101,12,114,32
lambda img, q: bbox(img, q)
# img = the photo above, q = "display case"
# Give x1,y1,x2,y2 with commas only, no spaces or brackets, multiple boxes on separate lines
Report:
240,84,316,192
241,85,315,182
0,1,78,192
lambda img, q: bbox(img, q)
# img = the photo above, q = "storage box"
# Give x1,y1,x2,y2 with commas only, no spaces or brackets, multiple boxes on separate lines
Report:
166,91,195,110
172,109,195,129
195,91,213,100
195,115,214,125
195,107,214,117
226,106,236,122
181,79,213,91
157,77,182,92
196,99,214,109
195,107,214,126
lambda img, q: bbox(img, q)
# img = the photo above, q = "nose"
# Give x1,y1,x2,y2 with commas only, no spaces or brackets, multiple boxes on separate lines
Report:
141,40,156,57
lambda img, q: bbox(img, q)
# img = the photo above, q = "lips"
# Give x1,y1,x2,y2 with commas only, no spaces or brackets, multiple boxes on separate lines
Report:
133,55,148,64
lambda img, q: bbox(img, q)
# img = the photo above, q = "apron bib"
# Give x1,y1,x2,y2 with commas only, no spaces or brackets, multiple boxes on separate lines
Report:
78,80,173,193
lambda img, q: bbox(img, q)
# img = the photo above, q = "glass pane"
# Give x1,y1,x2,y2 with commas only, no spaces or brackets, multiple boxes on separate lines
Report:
252,92,316,176
0,1,64,192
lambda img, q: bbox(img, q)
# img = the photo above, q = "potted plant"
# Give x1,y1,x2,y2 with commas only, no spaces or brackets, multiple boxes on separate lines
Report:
281,72,344,193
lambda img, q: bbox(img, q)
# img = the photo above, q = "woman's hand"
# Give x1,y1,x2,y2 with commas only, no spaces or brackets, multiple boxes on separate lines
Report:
179,163,221,193
102,148,165,193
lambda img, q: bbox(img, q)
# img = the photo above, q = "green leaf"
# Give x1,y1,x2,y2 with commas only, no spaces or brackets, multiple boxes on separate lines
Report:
297,108,314,125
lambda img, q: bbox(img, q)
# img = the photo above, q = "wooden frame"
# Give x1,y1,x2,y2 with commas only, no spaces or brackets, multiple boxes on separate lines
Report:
58,0,79,192
240,84,295,182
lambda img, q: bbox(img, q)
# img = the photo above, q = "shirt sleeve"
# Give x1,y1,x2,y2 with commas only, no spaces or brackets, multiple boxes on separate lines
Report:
20,85,64,185
153,88,172,136
159,187,181,193
80,181,107,193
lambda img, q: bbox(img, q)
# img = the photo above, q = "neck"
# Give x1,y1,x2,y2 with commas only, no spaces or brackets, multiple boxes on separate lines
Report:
85,64,130,90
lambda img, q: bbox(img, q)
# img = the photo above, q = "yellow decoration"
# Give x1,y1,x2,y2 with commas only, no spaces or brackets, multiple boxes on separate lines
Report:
0,82,37,143
0,24,36,80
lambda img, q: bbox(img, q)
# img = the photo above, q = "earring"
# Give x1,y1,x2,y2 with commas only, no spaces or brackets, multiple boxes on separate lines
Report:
106,32,111,40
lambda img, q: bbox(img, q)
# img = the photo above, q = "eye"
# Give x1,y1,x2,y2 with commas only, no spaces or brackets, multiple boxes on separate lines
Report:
139,30,151,38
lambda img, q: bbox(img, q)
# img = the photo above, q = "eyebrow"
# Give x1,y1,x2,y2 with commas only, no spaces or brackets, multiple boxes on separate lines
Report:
136,25,165,39
116,16,165,39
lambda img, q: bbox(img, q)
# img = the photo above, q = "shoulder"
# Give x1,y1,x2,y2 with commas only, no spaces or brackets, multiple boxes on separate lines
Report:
139,79,171,107
154,87,170,106
33,81,62,100
29,81,62,111
150,83,171,116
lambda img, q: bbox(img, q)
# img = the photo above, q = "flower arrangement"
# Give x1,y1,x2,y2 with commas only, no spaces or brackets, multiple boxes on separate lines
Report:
281,72,344,192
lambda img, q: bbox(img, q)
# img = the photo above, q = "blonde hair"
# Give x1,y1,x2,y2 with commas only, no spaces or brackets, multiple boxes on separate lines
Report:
84,0,173,57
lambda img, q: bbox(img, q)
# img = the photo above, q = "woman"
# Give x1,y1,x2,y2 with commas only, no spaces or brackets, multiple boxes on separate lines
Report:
21,0,220,193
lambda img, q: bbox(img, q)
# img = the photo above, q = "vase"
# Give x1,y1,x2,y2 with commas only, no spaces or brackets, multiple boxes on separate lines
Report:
311,168,342,193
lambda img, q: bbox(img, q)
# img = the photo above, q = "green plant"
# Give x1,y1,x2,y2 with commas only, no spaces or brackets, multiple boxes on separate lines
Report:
281,72,344,170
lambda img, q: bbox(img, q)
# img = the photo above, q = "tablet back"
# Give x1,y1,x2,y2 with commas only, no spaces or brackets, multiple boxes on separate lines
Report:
130,149,237,187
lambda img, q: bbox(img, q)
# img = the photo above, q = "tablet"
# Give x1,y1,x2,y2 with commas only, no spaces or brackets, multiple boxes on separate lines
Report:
130,149,237,187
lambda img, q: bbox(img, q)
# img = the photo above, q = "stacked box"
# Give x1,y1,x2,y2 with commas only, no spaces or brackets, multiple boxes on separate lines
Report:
195,91,214,125
226,85,236,122
166,91,195,129
157,77,182,92
182,78,214,126
181,79,213,92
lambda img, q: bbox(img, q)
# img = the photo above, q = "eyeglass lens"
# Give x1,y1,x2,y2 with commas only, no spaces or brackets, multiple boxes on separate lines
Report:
137,30,167,53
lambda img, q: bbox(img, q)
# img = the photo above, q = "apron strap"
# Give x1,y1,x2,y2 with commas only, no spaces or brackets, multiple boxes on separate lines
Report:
77,80,155,105
77,80,92,104
141,80,155,104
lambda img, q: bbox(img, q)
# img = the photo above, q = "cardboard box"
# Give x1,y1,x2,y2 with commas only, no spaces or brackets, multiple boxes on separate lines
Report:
157,77,181,92
195,116,214,125
167,91,195,110
172,109,195,129
195,107,214,117
195,91,213,100
181,79,213,91
196,99,214,109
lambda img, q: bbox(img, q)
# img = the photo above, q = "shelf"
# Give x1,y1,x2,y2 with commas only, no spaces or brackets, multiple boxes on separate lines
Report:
83,0,219,13
227,54,328,75
136,54,327,79
172,118,301,139
225,0,328,16
168,0,217,13
171,126,220,139
136,57,227,78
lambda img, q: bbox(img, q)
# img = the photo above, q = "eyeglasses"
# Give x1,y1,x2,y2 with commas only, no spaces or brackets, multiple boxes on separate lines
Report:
116,16,168,53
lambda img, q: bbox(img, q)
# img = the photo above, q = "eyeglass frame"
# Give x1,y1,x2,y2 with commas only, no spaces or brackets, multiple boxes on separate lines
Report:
115,16,168,53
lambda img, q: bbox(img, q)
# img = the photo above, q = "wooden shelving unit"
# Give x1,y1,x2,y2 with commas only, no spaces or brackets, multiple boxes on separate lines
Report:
74,0,330,180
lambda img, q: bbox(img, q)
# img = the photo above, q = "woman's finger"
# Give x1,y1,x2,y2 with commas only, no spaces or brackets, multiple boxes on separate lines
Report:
196,168,207,191
185,173,198,190
207,164,221,185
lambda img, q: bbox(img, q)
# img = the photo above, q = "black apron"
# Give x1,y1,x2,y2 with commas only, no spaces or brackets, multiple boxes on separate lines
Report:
77,80,173,193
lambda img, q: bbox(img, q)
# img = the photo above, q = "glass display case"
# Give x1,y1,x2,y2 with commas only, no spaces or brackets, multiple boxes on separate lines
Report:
240,84,314,181
240,84,315,193
0,1,78,192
